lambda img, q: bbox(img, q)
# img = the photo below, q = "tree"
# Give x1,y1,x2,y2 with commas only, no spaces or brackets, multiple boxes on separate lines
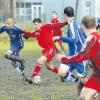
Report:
0,0,5,9
10,0,15,18
75,0,79,19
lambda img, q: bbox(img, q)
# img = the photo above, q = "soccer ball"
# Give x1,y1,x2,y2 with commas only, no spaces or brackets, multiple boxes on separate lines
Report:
33,75,41,85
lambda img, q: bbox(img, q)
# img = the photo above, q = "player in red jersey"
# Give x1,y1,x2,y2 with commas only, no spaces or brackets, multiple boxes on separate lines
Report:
51,11,66,54
24,18,67,82
58,16,100,100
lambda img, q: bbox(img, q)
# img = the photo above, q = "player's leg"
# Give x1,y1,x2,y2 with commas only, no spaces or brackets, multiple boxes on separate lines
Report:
43,47,59,74
45,61,59,73
31,55,47,78
58,40,66,54
11,61,23,74
54,42,60,54
80,87,97,100
4,49,24,67
4,46,25,73
58,63,81,83
80,75,100,100
14,47,25,71
73,62,88,95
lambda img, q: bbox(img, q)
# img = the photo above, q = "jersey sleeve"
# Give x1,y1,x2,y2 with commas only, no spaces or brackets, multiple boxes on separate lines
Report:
61,35,96,64
0,26,6,34
60,21,78,43
24,31,35,38
46,22,67,29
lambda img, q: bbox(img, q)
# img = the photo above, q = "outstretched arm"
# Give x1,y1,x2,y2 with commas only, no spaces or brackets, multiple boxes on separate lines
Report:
53,21,79,43
23,31,36,38
60,35,96,64
47,22,67,29
60,21,79,43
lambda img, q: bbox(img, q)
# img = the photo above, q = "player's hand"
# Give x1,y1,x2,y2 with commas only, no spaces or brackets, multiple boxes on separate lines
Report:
20,29,27,33
22,34,29,39
53,36,60,42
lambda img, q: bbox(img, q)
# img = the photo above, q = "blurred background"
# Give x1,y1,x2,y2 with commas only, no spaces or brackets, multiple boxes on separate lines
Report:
0,0,100,23
0,0,100,54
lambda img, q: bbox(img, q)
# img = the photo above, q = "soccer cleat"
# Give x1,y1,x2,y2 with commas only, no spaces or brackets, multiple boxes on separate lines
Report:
25,78,33,84
20,59,25,71
22,73,33,84
60,76,65,82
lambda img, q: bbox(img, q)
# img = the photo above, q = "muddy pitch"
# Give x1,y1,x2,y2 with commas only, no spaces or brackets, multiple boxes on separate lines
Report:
0,55,79,100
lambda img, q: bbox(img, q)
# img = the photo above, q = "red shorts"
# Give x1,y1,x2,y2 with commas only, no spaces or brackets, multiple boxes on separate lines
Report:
42,47,56,61
84,75,100,92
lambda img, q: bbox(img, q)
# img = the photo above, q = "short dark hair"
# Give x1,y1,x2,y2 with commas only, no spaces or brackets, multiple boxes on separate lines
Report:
52,11,57,14
33,18,42,23
64,6,74,17
81,16,96,29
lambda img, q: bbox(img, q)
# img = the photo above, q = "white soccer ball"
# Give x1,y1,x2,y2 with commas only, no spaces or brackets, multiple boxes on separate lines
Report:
33,75,41,85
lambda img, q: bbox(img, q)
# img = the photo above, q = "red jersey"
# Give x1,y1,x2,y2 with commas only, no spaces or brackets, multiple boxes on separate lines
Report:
24,22,66,49
61,32,100,75
51,18,63,36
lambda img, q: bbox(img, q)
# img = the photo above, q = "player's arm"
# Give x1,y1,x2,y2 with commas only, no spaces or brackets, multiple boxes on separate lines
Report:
53,22,78,43
60,35,96,64
47,22,68,29
60,22,79,43
0,26,6,34
23,31,36,38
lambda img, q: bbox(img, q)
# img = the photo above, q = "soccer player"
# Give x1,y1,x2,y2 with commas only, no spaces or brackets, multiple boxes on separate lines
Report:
51,11,66,54
96,18,100,30
58,16,100,100
53,7,87,84
0,18,26,78
24,18,67,82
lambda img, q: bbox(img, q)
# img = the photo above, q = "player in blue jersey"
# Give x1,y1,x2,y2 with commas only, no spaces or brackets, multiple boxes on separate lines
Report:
53,7,88,87
0,18,27,80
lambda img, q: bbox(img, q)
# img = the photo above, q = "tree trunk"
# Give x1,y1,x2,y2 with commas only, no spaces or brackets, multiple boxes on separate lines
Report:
10,0,13,18
75,0,79,19
10,0,16,18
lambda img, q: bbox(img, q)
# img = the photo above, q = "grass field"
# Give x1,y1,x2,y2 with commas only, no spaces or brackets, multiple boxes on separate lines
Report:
0,41,41,55
0,40,78,100
0,22,80,100
0,53,79,100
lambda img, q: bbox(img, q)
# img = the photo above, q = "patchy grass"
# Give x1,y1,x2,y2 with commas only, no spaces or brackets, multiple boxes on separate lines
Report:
0,41,41,56
0,55,79,100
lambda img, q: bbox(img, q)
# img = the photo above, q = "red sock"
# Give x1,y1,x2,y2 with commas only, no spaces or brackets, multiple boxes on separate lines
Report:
32,63,42,78
51,66,59,73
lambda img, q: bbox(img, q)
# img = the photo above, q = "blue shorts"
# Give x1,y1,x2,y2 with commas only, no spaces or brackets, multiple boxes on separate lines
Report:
66,61,87,77
9,45,22,57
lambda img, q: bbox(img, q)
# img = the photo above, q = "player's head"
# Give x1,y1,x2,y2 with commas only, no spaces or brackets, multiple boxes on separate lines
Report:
5,18,14,29
64,6,74,21
32,18,42,30
81,16,96,35
51,11,58,19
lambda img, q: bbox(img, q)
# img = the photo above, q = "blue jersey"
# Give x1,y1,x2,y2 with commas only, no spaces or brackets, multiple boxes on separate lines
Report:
60,19,86,56
0,24,24,48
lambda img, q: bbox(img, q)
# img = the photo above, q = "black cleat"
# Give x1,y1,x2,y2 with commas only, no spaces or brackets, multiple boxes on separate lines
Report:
60,76,65,82
20,59,25,71
22,72,33,84
25,78,33,84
